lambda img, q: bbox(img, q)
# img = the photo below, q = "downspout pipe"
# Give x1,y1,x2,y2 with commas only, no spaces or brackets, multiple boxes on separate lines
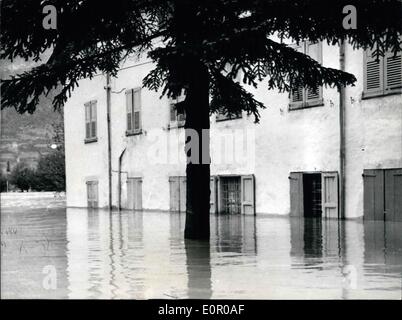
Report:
339,42,346,219
118,148,127,211
106,74,113,210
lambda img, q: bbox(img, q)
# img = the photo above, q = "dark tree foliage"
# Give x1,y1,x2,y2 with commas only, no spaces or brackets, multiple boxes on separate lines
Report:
1,0,401,238
0,172,8,192
9,163,36,192
1,0,401,117
35,151,66,192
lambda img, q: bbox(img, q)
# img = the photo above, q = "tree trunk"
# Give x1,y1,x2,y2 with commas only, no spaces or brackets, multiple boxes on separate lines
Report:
184,61,210,240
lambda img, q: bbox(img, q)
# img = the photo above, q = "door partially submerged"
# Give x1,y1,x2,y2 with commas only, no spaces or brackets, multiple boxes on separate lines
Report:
127,177,142,210
363,168,402,222
211,174,256,215
289,171,339,219
169,176,186,212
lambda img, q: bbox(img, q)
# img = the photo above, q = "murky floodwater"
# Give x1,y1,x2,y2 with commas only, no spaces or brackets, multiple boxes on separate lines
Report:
1,205,401,299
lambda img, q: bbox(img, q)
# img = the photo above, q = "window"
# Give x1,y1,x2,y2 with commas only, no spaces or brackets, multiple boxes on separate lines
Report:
84,100,97,142
126,88,142,135
86,180,98,208
289,42,323,110
169,95,186,128
363,47,402,98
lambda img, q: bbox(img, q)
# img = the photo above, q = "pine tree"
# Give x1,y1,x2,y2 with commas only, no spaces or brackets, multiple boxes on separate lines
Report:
1,0,401,239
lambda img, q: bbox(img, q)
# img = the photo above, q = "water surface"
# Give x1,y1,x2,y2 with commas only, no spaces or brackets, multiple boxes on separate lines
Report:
1,206,401,299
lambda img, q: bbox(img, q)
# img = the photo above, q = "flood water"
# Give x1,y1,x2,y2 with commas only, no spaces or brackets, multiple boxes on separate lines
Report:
1,206,401,299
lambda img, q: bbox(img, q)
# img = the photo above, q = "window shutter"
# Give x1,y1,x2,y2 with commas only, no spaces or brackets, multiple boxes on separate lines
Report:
364,48,383,95
291,86,304,103
85,103,91,139
363,169,384,221
133,89,141,131
321,172,339,219
90,101,97,138
384,51,402,91
241,175,255,215
210,176,217,214
126,90,133,131
306,42,322,102
289,172,303,217
290,44,305,106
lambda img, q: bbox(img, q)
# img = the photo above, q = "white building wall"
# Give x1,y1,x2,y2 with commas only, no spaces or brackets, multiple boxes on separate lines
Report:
64,74,109,208
64,43,402,218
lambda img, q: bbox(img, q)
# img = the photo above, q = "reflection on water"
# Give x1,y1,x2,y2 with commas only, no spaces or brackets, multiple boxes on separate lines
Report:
1,207,401,299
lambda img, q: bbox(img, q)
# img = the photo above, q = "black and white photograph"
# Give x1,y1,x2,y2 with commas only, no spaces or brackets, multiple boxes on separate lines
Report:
0,0,401,309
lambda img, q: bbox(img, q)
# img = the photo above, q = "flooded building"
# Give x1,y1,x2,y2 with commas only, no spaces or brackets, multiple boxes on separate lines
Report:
64,40,402,221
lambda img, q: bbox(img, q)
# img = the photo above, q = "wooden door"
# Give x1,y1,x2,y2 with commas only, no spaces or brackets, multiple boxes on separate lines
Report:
321,172,339,219
363,169,384,221
385,169,402,222
241,175,255,215
289,172,303,217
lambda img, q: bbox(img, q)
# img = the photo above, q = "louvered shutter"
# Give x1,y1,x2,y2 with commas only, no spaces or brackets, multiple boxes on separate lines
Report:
133,89,141,131
126,90,133,131
90,101,97,138
364,48,383,95
290,44,305,107
306,42,322,102
85,103,91,139
384,50,402,91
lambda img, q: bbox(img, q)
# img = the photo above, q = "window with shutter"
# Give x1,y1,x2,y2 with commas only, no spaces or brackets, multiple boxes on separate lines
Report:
289,42,323,110
168,94,186,128
385,51,402,91
85,103,91,139
126,88,142,135
126,90,133,131
90,101,97,138
363,44,402,98
84,100,97,143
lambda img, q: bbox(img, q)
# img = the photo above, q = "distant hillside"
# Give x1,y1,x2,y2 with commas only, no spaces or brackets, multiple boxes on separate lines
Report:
0,57,63,174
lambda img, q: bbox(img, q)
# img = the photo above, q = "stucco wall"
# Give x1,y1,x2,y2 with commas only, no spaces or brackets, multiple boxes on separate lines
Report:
64,43,402,218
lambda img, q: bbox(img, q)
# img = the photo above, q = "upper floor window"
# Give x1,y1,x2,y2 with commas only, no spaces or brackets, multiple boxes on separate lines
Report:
84,100,97,143
289,41,323,110
126,88,142,135
169,95,186,128
363,47,402,98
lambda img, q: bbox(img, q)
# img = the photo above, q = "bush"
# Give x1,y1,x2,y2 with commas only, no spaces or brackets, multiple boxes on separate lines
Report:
9,163,36,192
0,172,8,192
35,151,65,192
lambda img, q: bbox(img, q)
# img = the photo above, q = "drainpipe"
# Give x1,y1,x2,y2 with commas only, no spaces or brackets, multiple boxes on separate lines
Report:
339,42,346,219
118,148,126,211
106,74,112,210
